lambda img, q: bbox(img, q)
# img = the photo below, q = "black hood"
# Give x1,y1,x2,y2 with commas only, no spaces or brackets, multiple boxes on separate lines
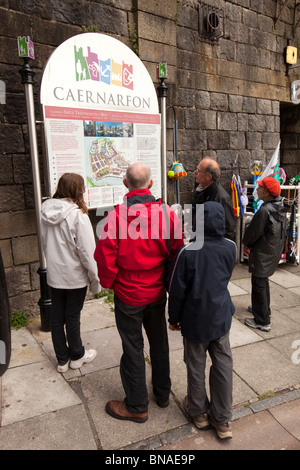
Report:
263,196,289,222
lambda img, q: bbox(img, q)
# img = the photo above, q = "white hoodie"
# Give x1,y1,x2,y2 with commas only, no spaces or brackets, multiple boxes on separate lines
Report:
41,198,101,294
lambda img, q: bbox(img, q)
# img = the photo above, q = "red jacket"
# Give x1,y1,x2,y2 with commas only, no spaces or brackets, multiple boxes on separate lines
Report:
94,189,184,306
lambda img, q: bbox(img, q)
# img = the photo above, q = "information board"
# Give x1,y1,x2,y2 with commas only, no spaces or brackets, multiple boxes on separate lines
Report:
40,33,161,208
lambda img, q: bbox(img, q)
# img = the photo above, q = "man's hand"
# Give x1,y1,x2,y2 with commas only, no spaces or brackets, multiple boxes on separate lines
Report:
169,322,181,331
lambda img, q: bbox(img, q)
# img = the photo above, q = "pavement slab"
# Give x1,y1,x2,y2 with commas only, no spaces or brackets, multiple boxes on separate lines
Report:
159,408,300,451
77,366,188,450
1,263,300,451
0,404,97,450
1,360,81,426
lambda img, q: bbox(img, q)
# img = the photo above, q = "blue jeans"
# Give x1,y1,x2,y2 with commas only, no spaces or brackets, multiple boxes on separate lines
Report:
50,287,86,365
114,294,171,413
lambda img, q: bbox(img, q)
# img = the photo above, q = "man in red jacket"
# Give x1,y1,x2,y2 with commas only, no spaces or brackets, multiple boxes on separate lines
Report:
94,162,184,423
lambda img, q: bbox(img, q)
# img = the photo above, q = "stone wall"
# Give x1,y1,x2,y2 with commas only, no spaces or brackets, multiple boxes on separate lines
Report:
0,0,299,315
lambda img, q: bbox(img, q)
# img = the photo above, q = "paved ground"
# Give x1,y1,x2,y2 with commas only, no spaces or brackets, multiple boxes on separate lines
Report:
0,262,300,451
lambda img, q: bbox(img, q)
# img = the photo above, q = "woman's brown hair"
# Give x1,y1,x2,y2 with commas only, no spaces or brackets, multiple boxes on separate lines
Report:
53,173,88,214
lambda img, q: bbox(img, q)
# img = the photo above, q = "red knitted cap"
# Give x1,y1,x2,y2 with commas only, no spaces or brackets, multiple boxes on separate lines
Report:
257,176,281,196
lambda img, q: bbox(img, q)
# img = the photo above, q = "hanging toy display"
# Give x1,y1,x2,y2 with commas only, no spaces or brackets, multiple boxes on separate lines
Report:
279,167,286,185
249,160,265,183
249,160,265,212
168,161,187,180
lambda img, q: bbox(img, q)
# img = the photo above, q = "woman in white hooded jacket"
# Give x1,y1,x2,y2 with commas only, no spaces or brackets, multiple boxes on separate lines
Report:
41,173,101,373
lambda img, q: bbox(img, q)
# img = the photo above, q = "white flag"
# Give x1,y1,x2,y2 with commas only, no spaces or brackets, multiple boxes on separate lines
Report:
253,141,280,202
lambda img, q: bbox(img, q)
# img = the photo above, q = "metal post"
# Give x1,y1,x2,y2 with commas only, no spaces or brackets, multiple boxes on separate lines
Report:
20,59,51,332
167,105,180,205
157,77,168,203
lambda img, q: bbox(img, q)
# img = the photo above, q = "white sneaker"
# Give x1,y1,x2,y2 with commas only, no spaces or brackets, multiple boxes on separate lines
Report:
69,349,97,369
57,361,69,373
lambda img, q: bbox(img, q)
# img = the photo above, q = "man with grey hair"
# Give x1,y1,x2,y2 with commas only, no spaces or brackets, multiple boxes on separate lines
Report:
192,157,236,241
94,162,184,423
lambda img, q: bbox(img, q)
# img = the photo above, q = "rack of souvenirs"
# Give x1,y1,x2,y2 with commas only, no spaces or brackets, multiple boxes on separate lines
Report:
232,163,299,265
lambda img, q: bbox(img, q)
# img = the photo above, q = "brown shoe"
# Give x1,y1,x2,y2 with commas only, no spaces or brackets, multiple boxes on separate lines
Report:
105,400,148,423
209,417,232,440
182,396,210,430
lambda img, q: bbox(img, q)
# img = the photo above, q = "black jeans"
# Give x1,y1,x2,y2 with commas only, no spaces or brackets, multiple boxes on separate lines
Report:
114,294,171,414
51,287,86,365
251,275,271,325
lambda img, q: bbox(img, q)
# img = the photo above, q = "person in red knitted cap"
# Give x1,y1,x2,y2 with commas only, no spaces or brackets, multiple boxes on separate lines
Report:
243,176,289,331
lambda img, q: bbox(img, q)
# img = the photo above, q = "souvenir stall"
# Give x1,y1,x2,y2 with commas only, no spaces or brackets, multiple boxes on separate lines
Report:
238,164,299,265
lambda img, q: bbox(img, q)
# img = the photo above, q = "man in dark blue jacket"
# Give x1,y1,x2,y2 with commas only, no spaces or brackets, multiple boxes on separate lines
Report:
168,201,236,440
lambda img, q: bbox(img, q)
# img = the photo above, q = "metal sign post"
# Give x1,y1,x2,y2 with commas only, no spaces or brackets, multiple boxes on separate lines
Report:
157,63,168,203
18,37,51,332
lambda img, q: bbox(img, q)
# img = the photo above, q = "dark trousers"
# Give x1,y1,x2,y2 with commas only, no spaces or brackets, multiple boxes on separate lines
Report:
51,287,86,365
184,332,233,424
114,294,171,414
251,275,271,325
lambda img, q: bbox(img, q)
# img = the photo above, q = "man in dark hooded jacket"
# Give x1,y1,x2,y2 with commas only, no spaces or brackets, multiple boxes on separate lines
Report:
192,157,236,241
168,201,236,440
243,176,288,332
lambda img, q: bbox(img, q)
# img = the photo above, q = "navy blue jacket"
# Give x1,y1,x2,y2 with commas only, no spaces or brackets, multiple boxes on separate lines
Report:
168,201,236,343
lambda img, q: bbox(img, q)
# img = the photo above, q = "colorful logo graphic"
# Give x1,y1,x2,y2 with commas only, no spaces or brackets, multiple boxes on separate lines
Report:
74,46,133,90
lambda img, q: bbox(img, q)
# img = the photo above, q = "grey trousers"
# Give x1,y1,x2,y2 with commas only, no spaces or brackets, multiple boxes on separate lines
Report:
183,331,233,424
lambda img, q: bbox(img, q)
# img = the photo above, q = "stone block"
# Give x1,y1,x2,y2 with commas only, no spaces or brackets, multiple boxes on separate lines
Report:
262,132,279,149
230,131,246,149
195,90,210,109
238,149,252,168
0,123,25,153
237,113,249,131
5,265,31,296
30,261,40,291
139,39,176,65
12,235,39,265
0,239,13,267
219,39,236,61
207,131,230,150
246,132,262,149
200,110,216,130
0,155,13,185
229,95,243,113
237,43,259,66
91,4,128,36
257,99,273,115
0,185,25,212
13,155,33,184
137,0,177,20
177,88,195,108
248,114,267,132
137,11,176,45
217,112,238,131
243,9,258,28
182,130,207,151
243,97,257,113
0,210,37,239
184,109,201,129
9,289,40,316
210,93,228,111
